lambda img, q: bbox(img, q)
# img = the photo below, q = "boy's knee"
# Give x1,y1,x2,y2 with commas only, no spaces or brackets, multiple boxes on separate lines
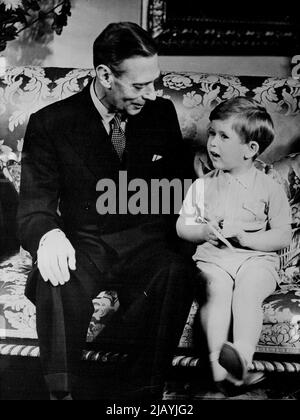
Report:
204,273,233,299
235,266,276,291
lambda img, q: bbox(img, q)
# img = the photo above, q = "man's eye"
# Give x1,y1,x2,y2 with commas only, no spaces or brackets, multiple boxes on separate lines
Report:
221,134,229,140
208,129,215,136
133,85,144,90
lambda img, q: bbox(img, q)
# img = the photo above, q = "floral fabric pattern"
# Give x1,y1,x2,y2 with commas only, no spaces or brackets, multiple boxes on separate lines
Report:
0,249,36,339
1,68,300,159
0,250,120,343
258,288,300,353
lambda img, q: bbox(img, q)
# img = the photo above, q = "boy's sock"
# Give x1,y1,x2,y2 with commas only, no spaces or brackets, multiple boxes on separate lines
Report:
209,351,227,382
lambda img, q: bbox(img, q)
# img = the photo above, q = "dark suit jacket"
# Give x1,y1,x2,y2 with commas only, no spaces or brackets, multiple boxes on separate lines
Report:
18,82,194,270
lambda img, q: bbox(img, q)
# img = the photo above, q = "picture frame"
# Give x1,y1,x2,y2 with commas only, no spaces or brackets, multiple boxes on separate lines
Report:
145,0,300,56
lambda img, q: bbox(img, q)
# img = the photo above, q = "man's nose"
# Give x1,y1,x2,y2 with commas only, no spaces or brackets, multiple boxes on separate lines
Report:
142,83,156,101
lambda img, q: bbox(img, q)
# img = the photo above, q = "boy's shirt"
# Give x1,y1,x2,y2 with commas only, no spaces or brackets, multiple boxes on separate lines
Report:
180,166,291,238
180,166,292,276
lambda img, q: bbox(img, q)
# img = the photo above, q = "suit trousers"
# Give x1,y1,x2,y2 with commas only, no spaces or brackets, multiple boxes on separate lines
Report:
29,240,195,394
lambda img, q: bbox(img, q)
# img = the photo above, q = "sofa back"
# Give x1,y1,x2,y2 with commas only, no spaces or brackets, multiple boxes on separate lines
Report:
0,67,300,161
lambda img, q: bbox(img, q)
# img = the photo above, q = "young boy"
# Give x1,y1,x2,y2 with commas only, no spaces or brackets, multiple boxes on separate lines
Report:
177,97,292,388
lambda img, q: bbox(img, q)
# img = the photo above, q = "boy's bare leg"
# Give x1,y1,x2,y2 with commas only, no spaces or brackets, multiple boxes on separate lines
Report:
232,259,277,366
198,263,234,382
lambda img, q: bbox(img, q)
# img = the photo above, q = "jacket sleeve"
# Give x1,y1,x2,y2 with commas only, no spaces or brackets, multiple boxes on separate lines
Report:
159,99,196,254
17,112,63,260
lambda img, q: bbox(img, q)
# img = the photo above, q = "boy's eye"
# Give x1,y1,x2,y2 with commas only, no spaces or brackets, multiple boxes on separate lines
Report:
221,133,229,140
208,129,215,136
133,85,144,90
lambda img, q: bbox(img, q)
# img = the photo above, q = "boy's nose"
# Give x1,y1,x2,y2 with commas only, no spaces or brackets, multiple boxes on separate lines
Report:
209,136,218,147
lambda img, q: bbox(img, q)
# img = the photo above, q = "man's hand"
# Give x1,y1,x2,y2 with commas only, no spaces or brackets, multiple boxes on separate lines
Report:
37,230,76,287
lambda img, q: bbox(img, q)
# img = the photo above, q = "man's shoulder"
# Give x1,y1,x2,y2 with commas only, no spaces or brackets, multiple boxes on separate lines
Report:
32,87,88,122
140,97,177,125
145,96,174,112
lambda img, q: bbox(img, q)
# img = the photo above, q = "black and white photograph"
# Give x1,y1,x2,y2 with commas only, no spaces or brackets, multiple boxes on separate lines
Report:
0,0,300,405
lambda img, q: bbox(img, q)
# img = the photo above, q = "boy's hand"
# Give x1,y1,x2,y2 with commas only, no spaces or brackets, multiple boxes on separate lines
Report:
227,228,249,248
203,219,222,246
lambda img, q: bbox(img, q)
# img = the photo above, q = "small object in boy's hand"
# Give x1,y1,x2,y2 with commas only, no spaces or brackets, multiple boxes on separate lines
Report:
194,204,234,250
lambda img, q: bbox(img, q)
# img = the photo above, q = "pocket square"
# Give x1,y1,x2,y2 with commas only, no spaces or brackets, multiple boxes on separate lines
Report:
152,154,163,162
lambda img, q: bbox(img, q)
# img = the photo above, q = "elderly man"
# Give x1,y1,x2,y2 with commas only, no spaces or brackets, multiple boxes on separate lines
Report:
18,22,195,400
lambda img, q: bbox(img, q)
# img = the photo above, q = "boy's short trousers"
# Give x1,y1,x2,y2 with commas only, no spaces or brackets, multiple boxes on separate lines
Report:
194,245,280,285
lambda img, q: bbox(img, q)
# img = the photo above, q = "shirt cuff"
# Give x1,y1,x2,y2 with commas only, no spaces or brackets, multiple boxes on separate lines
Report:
39,228,66,248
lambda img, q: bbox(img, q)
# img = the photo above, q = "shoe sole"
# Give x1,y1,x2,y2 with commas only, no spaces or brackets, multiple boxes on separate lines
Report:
244,372,266,386
219,342,247,382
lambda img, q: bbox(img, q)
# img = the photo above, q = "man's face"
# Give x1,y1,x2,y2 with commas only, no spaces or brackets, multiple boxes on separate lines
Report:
106,54,160,115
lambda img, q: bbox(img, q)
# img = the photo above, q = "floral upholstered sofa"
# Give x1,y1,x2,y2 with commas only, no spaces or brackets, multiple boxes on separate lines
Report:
0,68,300,378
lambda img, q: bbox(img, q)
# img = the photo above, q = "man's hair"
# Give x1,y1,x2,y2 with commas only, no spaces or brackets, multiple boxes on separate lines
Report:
209,96,275,156
93,22,157,76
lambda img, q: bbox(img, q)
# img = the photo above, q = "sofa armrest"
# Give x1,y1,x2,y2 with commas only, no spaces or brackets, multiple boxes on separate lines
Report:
277,227,300,270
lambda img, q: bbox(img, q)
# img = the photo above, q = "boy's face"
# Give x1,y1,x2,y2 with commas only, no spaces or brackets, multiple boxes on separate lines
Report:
207,116,253,175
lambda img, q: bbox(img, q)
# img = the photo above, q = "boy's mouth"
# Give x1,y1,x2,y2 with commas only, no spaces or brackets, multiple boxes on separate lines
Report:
209,150,221,159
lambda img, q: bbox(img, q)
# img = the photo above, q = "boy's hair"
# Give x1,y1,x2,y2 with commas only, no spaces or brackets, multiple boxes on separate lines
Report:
93,22,157,76
209,96,275,156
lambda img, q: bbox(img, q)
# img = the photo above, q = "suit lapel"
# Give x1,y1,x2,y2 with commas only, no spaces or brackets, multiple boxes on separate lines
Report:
66,87,160,179
125,102,160,164
65,84,121,179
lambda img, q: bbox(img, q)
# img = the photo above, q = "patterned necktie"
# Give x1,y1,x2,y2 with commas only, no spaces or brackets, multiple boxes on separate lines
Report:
110,114,126,160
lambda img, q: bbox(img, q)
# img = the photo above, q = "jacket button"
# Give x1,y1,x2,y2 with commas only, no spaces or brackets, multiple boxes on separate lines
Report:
84,201,91,211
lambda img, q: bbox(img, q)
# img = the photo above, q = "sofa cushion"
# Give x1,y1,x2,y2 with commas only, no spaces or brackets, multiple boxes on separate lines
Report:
0,249,120,343
177,286,300,357
0,250,36,340
273,153,300,229
258,287,300,355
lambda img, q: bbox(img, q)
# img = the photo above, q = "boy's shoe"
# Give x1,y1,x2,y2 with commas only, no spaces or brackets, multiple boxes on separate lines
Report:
214,371,266,399
50,392,73,400
199,388,228,400
219,342,247,383
244,372,266,386
215,379,240,397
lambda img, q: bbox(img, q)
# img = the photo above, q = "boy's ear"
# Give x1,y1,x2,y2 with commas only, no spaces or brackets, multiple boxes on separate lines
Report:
95,64,113,89
245,141,259,159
